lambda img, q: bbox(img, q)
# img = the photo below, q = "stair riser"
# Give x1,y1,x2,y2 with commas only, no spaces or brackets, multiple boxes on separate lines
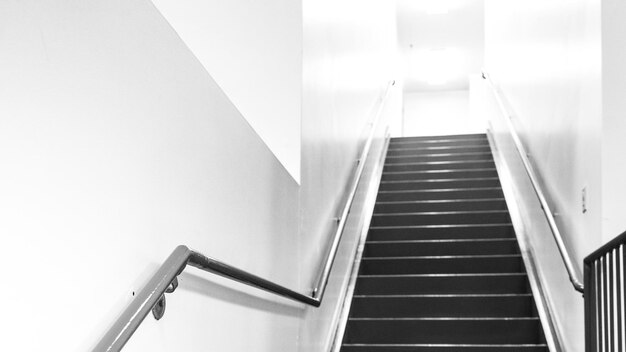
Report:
354,275,530,295
385,154,494,163
364,240,519,257
368,225,516,241
391,134,488,142
382,169,499,181
349,295,535,318
375,200,508,213
341,345,548,351
384,161,496,172
389,140,489,149
371,212,511,226
386,145,492,156
377,189,504,202
380,179,500,191
359,257,523,275
343,319,543,344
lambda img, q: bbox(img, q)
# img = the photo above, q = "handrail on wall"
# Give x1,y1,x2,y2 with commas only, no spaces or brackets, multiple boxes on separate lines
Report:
93,80,395,352
482,71,584,294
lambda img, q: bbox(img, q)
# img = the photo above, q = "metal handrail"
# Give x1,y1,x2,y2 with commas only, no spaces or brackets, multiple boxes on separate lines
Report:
482,71,584,294
93,80,395,351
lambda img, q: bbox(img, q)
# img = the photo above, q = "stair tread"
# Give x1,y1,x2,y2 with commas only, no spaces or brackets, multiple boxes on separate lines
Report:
376,197,506,204
387,152,493,157
370,223,513,229
379,187,502,193
383,168,497,174
348,317,540,321
359,272,528,277
363,254,521,259
381,177,500,183
342,343,548,347
353,293,533,297
343,344,548,346
367,238,516,244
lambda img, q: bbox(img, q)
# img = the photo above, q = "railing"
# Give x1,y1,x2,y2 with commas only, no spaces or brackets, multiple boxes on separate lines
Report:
482,71,584,293
93,80,395,352
584,230,626,351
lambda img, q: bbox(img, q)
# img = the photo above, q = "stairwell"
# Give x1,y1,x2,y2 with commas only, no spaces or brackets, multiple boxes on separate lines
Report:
340,134,549,351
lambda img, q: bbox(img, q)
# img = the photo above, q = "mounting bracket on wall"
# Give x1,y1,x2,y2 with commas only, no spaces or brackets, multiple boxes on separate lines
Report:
152,277,179,320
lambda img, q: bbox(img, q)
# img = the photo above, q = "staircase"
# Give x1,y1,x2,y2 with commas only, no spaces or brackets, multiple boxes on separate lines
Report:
340,134,549,351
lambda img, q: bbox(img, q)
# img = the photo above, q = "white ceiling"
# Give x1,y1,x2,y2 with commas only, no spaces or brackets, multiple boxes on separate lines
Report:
397,0,485,92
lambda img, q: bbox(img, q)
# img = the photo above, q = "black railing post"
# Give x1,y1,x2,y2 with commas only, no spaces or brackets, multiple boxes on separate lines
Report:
585,260,595,352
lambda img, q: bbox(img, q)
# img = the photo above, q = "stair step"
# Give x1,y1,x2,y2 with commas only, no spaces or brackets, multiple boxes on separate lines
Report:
386,145,492,156
377,188,504,202
385,152,494,163
391,134,487,142
382,169,499,181
341,344,548,351
354,273,530,295
384,160,496,172
379,178,501,191
388,140,490,149
371,211,511,226
349,294,535,318
359,255,523,275
364,238,519,257
375,198,507,213
368,224,516,241
343,317,544,345
389,138,488,148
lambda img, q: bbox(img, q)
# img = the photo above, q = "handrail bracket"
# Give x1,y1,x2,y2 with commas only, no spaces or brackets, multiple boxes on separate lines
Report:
152,276,180,321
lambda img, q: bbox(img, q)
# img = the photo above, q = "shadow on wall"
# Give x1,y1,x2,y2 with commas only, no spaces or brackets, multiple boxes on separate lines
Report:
179,271,305,317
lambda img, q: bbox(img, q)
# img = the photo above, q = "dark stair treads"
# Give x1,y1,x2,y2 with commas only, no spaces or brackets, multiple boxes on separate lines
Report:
341,344,548,351
340,134,547,352
385,152,495,163
388,139,490,148
387,145,492,156
359,255,524,275
389,134,489,142
374,198,508,213
382,168,499,181
384,160,496,172
364,238,519,257
376,188,504,202
354,273,531,295
343,317,544,344
371,210,511,226
379,178,501,191
367,224,516,241
349,294,536,318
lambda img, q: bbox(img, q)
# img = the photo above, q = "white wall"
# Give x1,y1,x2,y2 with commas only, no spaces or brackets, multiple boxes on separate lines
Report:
484,0,602,350
402,90,485,136
150,0,303,182
0,0,399,351
397,0,485,92
484,81,587,351
601,0,626,239
298,0,399,350
0,1,302,351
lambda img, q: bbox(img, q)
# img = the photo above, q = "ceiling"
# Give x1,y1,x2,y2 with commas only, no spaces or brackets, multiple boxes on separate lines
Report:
397,0,485,92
